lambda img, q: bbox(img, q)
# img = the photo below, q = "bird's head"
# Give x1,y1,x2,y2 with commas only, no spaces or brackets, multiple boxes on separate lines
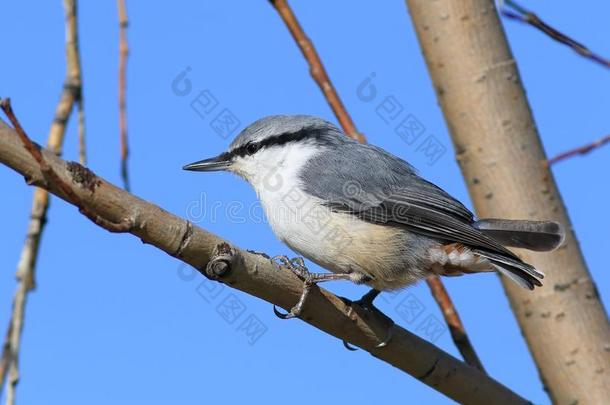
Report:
183,115,344,188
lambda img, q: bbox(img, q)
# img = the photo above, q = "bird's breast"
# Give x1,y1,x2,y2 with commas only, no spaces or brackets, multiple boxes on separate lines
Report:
257,185,428,287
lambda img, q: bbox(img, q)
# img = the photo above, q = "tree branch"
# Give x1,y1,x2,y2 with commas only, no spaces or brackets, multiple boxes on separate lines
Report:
0,308,13,395
63,0,87,164
500,0,610,70
0,116,527,404
268,0,364,142
117,0,130,191
0,0,85,401
1,99,134,233
270,0,485,371
547,134,610,166
426,276,485,372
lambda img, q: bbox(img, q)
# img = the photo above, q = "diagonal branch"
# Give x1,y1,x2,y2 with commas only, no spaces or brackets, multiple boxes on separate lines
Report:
1,99,133,233
547,134,610,166
0,0,85,401
269,0,485,372
501,0,610,69
117,0,130,191
0,114,527,405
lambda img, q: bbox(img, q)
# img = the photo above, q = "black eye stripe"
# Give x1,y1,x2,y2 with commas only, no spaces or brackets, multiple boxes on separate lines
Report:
228,126,328,158
246,143,260,154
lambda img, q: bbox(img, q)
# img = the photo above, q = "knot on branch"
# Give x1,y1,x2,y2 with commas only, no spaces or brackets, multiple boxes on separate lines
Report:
205,242,238,280
67,161,100,192
63,80,82,100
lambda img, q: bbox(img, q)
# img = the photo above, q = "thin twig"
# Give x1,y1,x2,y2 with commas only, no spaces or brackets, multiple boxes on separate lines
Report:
0,1,85,400
427,276,485,371
63,0,87,164
268,0,364,143
0,120,530,404
547,134,610,166
77,98,86,165
117,0,130,191
3,283,26,405
0,321,13,395
501,0,610,69
269,0,485,371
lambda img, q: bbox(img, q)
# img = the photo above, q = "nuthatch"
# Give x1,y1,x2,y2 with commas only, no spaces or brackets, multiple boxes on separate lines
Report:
184,115,564,319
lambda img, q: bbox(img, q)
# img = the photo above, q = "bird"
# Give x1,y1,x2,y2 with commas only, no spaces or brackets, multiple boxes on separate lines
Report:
183,115,565,319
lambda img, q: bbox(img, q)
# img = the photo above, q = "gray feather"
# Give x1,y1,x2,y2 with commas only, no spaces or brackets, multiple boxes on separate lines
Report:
472,249,543,290
493,265,536,290
300,141,544,289
474,219,565,251
229,115,341,151
301,143,518,259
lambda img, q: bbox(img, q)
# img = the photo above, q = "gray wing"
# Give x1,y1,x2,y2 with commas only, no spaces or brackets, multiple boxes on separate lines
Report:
300,142,520,261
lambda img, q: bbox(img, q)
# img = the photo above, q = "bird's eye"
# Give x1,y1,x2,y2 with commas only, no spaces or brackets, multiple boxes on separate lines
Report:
246,143,260,155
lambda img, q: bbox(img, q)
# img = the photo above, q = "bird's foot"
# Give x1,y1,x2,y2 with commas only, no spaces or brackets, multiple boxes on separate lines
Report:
272,255,308,280
272,255,351,320
354,288,381,311
342,289,395,350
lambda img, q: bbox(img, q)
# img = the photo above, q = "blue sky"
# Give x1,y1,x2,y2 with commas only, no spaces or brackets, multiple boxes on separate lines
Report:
1,1,608,404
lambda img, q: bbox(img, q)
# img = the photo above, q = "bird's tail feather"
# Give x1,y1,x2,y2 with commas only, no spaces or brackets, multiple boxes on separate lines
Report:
474,219,565,252
472,248,544,290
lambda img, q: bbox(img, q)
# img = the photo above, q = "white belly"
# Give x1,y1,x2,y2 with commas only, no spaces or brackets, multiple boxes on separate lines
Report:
259,186,343,269
258,184,433,290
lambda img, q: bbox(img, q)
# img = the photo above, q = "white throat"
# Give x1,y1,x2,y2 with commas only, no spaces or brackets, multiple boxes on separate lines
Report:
230,142,320,197
230,142,324,244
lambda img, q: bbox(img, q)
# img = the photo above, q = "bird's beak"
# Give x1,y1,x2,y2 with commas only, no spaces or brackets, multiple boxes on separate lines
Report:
182,153,231,172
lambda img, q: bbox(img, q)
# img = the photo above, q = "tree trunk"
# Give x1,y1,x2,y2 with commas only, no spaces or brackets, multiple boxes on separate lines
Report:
405,0,610,403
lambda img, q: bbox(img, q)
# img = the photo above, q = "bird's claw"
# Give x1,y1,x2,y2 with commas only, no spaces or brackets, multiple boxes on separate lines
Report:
272,255,309,280
341,323,394,351
271,255,313,320
341,290,395,351
273,304,298,320
342,340,359,351
374,324,394,348
270,257,392,349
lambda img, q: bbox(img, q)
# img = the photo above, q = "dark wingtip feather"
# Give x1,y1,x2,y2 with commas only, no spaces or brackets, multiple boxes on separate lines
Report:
474,219,566,251
473,248,544,290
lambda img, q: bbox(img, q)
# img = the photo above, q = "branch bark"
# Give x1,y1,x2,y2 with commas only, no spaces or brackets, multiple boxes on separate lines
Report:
0,0,84,401
405,0,610,403
270,0,485,371
0,117,528,404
